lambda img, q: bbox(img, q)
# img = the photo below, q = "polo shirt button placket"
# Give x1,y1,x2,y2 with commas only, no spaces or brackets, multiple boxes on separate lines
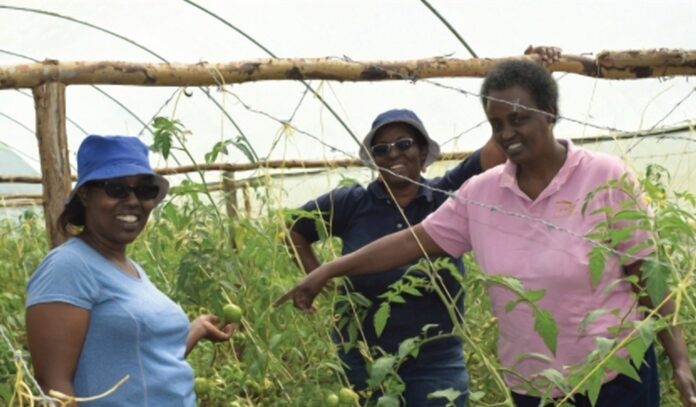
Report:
397,223,403,229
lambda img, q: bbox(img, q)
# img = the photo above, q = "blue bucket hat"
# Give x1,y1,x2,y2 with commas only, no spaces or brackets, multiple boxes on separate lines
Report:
67,135,169,206
359,109,441,167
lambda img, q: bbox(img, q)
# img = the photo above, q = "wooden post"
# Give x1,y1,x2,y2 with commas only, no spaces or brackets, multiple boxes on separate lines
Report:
33,82,71,248
222,171,238,219
222,171,238,249
242,184,252,217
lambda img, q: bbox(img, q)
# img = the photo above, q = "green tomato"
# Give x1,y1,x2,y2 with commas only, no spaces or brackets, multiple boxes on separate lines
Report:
338,387,359,405
194,377,211,396
326,393,340,406
223,303,243,324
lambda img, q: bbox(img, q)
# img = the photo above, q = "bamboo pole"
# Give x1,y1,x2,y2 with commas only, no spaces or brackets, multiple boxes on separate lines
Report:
1,49,696,89
33,82,71,248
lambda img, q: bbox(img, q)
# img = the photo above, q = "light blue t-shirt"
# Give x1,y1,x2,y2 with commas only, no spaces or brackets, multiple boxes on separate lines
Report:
26,238,195,406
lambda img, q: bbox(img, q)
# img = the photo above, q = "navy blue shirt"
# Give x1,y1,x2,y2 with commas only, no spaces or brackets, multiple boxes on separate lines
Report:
291,150,482,357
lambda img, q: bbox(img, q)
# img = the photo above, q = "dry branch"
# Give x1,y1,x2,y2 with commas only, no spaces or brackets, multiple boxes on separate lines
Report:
1,49,695,89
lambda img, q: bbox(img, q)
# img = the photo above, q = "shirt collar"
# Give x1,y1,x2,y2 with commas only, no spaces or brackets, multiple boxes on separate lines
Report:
368,178,434,203
499,139,583,200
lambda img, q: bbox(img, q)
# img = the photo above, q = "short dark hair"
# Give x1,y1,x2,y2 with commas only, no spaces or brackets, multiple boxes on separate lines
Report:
480,60,559,123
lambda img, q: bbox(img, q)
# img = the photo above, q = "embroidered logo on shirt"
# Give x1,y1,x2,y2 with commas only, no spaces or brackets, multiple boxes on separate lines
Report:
553,199,578,218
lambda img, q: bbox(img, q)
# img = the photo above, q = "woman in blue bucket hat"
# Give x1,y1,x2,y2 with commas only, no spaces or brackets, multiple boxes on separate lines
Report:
26,135,233,406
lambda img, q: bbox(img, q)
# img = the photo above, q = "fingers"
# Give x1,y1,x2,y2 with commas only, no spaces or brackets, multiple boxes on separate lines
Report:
272,289,295,308
205,314,220,324
525,45,562,64
273,288,317,313
674,370,696,406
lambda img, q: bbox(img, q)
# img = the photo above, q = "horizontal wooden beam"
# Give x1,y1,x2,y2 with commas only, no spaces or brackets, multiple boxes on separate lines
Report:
1,49,695,89
0,151,473,185
0,199,42,207
2,119,693,186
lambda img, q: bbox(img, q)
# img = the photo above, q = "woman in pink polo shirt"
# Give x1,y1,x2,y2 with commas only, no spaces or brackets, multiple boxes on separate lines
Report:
275,60,696,406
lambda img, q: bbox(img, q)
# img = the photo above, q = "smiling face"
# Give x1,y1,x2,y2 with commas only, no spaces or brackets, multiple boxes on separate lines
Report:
371,123,428,188
485,85,556,165
79,175,157,248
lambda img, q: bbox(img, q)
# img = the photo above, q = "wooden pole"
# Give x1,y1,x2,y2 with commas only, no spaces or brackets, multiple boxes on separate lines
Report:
2,49,696,89
221,171,238,220
221,171,238,249
33,82,71,248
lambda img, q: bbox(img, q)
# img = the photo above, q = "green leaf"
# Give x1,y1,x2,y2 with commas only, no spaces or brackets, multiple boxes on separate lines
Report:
595,336,616,357
0,383,11,402
538,369,568,393
400,285,423,297
376,395,400,407
368,356,396,387
505,299,522,312
641,259,668,306
586,368,605,406
606,355,641,382
204,140,231,163
637,318,656,346
398,337,420,360
150,116,184,160
427,388,462,402
468,391,485,402
534,309,558,355
613,210,646,221
609,228,635,247
389,295,406,304
269,333,283,350
524,289,547,303
232,136,258,163
578,308,609,333
374,302,391,338
499,276,524,293
626,337,648,368
588,246,606,288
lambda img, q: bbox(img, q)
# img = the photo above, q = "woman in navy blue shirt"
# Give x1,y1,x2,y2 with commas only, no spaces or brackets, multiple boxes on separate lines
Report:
287,108,506,406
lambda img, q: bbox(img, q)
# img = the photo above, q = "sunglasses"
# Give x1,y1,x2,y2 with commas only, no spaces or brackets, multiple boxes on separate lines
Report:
370,138,415,157
92,181,160,201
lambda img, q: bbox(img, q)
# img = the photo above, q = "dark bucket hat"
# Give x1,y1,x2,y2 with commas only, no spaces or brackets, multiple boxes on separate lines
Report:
359,109,441,167
66,135,169,206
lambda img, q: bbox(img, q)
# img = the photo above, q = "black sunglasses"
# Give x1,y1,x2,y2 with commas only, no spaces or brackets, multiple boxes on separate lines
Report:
370,138,415,157
92,181,160,201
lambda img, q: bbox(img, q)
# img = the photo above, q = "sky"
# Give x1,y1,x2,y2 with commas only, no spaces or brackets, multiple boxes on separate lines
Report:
0,0,694,190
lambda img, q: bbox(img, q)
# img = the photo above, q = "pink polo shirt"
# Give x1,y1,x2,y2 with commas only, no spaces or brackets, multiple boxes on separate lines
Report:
422,140,649,395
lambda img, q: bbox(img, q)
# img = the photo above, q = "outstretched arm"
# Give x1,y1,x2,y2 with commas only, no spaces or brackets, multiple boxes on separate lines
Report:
274,224,445,311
